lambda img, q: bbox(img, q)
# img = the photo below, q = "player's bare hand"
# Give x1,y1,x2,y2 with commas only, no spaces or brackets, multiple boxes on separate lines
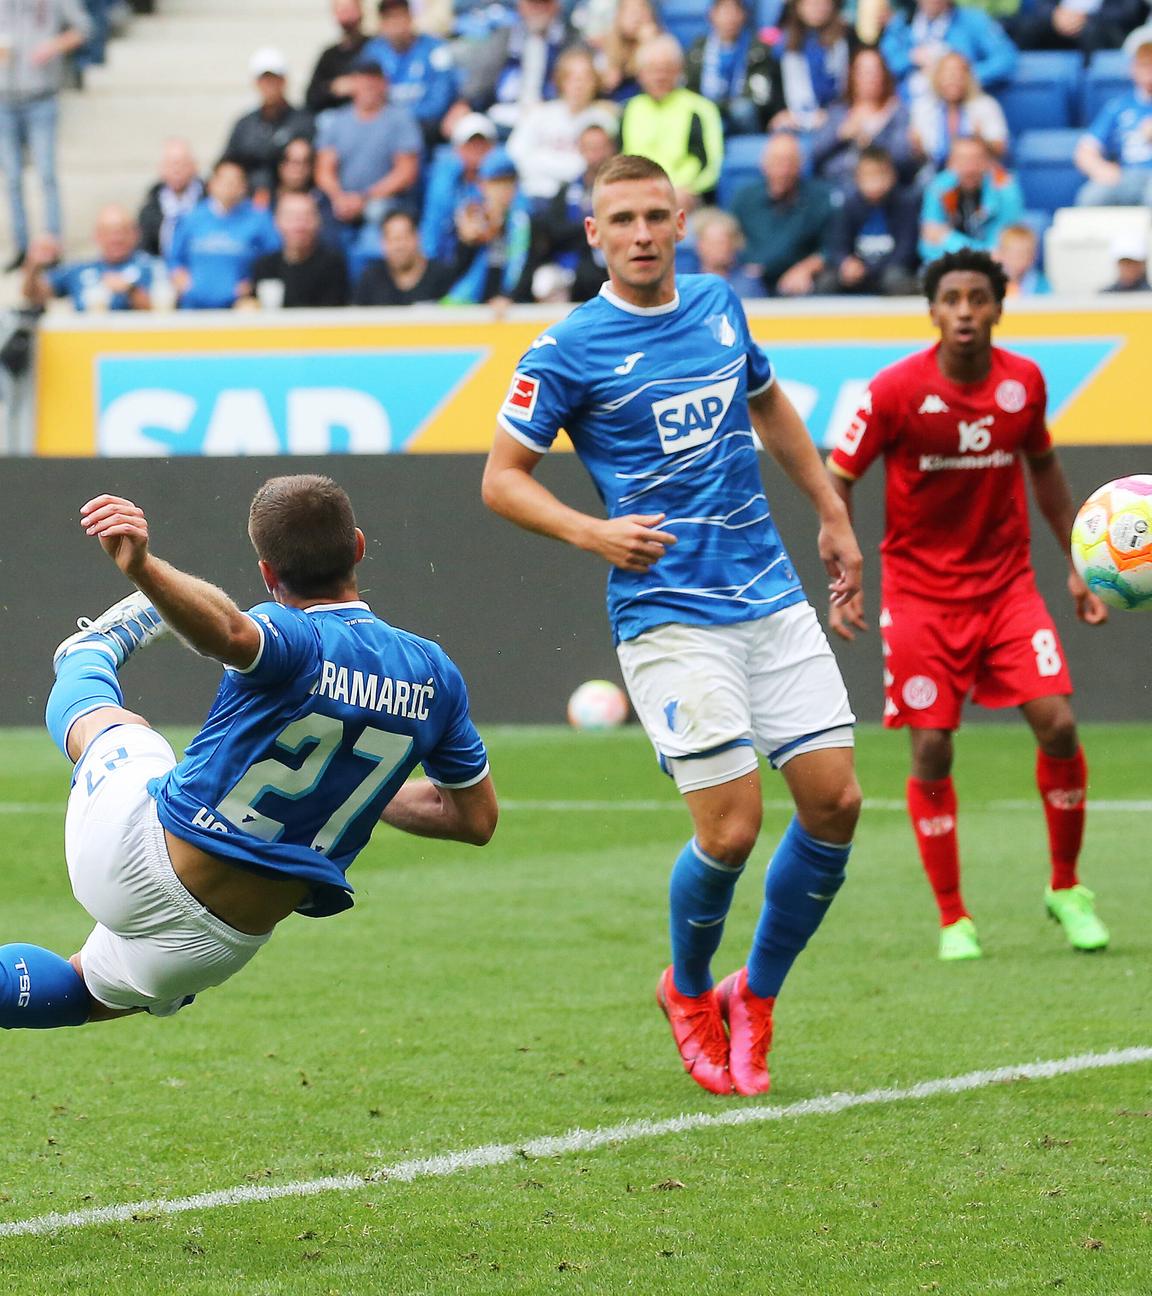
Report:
829,592,868,641
819,513,863,606
587,513,677,572
1069,570,1108,625
80,494,151,577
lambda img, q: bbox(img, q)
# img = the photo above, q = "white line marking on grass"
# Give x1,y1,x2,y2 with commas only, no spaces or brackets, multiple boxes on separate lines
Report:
1,1046,1148,1240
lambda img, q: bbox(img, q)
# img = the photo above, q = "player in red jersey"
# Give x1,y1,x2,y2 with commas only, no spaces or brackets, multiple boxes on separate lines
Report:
825,248,1110,960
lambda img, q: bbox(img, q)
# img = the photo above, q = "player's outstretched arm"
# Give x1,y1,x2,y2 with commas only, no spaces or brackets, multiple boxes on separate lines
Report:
482,430,677,573
378,775,498,846
824,469,869,641
749,385,863,606
1026,455,1109,626
80,494,263,668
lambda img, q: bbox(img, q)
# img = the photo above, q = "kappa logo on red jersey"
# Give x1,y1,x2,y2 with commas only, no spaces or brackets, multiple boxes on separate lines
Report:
502,373,540,420
995,379,1027,413
918,394,949,414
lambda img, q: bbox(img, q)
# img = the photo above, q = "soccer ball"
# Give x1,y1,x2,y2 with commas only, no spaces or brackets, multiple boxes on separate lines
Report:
1070,475,1152,611
566,679,629,730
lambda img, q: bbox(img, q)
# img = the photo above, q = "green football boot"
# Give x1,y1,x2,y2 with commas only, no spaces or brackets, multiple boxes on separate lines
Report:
939,916,982,961
1046,885,1109,952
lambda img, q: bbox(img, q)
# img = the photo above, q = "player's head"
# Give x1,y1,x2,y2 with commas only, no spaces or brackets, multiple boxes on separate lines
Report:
586,153,684,302
248,475,365,601
923,250,1006,356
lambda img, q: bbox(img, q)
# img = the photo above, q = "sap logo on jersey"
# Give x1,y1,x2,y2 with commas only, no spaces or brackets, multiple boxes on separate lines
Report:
652,378,738,454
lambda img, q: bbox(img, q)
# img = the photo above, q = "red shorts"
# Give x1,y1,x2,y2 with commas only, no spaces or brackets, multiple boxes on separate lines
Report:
880,573,1072,730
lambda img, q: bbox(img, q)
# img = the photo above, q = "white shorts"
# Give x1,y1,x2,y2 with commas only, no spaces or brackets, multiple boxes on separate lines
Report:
616,603,856,794
66,724,271,1017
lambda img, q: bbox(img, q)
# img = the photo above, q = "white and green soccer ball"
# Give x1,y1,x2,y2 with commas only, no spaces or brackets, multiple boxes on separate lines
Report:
566,679,629,730
1070,475,1152,611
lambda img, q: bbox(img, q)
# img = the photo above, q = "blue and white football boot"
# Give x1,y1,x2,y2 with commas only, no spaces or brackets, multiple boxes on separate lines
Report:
53,591,168,673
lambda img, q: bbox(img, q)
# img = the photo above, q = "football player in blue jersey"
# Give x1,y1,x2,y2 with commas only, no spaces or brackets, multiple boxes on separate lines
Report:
483,154,863,1097
1,475,496,1031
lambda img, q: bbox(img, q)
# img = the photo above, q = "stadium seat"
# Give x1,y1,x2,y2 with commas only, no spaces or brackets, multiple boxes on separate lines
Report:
1044,204,1151,293
754,0,786,28
996,51,1080,133
717,133,767,207
1013,129,1084,213
661,0,709,49
1079,49,1129,127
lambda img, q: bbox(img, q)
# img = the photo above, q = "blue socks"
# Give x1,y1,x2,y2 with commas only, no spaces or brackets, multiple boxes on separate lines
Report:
45,646,124,758
0,944,91,1028
746,817,851,999
669,838,745,996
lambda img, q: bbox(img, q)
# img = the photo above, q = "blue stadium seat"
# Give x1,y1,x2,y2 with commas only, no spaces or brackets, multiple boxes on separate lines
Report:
1079,49,1129,127
665,13,709,49
996,51,1080,132
1014,129,1084,212
754,0,785,27
717,134,766,208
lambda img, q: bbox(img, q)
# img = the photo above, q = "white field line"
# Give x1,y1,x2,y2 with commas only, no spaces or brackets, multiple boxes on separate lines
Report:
7,798,1152,816
0,1046,1148,1240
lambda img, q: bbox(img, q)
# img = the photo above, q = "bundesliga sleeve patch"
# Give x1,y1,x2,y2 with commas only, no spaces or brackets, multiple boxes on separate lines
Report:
501,373,540,421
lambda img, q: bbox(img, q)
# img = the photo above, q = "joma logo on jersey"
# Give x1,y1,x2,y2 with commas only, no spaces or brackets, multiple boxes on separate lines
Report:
652,378,738,454
957,415,994,453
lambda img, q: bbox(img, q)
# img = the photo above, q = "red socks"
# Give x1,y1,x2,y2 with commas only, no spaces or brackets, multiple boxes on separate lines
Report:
1037,747,1086,891
907,776,966,927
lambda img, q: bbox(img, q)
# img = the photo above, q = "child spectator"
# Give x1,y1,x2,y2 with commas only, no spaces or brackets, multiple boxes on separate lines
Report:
444,149,532,305
419,111,495,260
995,222,1049,295
691,207,764,298
818,146,919,294
811,47,919,195
919,135,1023,260
1074,26,1152,207
1102,231,1150,291
910,50,1008,171
684,0,785,135
168,158,280,309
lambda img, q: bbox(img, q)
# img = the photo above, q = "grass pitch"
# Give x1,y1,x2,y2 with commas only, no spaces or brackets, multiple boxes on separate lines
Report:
0,723,1149,1295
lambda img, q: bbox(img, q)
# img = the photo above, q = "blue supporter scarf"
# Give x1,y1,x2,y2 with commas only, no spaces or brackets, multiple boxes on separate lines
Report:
700,29,751,103
803,33,840,108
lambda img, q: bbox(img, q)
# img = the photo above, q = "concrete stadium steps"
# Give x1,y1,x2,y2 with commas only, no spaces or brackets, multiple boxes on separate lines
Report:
0,0,330,278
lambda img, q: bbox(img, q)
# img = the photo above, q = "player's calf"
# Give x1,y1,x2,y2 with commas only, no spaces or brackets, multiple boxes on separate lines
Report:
0,944,92,1029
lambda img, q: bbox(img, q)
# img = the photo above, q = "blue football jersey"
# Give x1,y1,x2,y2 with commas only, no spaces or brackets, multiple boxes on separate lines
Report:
497,276,806,643
150,601,488,917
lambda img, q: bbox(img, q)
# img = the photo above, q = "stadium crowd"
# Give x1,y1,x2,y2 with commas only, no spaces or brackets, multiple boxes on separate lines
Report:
6,0,1152,311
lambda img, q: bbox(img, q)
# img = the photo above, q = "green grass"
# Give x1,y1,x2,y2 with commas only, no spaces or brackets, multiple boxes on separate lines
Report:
0,724,1150,1295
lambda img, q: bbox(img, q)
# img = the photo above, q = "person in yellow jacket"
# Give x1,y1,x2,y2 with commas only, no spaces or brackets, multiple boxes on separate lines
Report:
621,34,725,210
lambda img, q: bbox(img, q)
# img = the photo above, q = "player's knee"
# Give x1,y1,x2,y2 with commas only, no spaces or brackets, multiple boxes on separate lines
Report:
695,815,761,867
802,777,862,844
911,731,953,781
1037,716,1078,758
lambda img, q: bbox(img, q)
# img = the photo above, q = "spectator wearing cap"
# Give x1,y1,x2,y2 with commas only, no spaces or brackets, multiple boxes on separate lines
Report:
223,49,315,205
622,34,725,211
445,148,533,305
138,138,205,258
506,47,618,202
0,0,92,270
1102,232,1150,292
919,135,1023,260
879,0,1017,100
1075,26,1152,207
167,158,280,309
314,55,422,244
684,0,784,136
419,111,495,260
245,192,349,307
1011,0,1145,56
306,0,368,114
524,117,615,301
457,0,575,130
362,0,463,149
354,209,458,304
22,204,154,311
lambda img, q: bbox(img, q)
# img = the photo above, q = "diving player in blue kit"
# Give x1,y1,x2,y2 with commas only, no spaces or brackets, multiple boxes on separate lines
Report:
483,154,863,1096
1,474,496,1029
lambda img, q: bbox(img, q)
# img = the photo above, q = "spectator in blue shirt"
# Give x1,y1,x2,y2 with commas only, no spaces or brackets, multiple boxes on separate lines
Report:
690,206,764,299
1074,27,1152,207
23,204,153,311
168,159,281,309
362,0,462,150
995,223,1049,296
314,56,422,243
419,110,496,260
880,0,1018,98
443,148,533,305
919,135,1023,260
818,146,920,295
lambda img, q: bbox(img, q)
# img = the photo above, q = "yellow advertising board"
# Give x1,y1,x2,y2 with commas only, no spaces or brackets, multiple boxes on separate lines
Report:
33,300,1151,456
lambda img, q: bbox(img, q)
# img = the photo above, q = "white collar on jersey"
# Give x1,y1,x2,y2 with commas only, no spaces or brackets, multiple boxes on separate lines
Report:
303,600,371,614
598,282,681,317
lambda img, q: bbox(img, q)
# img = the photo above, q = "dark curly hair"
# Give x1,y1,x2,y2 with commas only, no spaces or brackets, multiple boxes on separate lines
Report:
921,248,1009,305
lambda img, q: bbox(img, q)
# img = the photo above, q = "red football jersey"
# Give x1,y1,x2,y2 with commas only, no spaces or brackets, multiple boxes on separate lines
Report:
829,343,1051,603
